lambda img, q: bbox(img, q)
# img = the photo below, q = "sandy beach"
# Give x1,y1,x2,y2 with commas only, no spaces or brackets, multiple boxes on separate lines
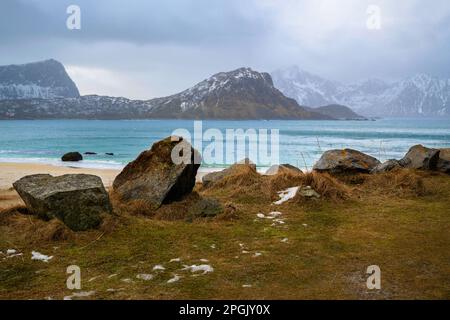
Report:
0,161,219,191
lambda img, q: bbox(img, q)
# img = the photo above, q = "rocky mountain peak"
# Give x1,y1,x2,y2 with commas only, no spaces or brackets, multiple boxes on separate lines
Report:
0,59,79,99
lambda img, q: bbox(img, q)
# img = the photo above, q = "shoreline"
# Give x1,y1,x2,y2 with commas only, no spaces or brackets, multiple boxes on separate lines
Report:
0,162,229,190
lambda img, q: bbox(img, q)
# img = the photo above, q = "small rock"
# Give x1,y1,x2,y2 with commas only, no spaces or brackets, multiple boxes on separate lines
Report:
298,186,320,199
313,149,380,174
188,197,222,218
61,152,83,162
265,164,302,175
202,158,256,187
371,159,402,174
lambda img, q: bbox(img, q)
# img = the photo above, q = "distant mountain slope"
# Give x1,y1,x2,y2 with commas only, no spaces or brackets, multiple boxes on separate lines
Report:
272,66,450,117
312,104,367,120
0,67,331,120
0,59,80,99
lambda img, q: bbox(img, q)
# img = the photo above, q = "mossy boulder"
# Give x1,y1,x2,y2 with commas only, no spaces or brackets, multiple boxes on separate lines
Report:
113,136,201,209
13,174,111,231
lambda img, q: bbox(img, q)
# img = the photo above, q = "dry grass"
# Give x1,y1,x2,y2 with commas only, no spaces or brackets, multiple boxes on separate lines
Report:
358,169,432,198
0,168,449,300
298,171,352,202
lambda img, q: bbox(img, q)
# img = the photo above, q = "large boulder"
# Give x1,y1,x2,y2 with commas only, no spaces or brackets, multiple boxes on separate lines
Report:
313,149,380,174
399,145,440,170
202,158,256,187
370,159,402,174
113,136,201,209
13,174,111,231
265,164,303,176
437,148,450,173
61,152,83,162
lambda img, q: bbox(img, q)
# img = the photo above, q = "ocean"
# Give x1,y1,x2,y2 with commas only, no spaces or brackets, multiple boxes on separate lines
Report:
0,119,449,171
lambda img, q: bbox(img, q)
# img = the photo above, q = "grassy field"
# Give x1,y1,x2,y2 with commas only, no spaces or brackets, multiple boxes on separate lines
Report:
0,169,449,300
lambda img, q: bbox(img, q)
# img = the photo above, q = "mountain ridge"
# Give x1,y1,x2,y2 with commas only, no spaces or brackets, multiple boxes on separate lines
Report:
272,66,450,117
0,63,330,120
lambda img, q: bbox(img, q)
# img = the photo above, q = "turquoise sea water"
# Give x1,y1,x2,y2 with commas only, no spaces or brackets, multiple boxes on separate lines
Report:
0,119,449,171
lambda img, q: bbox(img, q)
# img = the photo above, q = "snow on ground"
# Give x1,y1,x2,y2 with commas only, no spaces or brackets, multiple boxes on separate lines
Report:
253,252,262,257
88,276,100,282
108,274,118,278
6,249,16,255
167,274,181,283
63,291,95,300
281,238,289,243
136,274,154,281
153,265,165,271
182,264,214,274
273,186,299,205
31,251,53,262
169,258,181,262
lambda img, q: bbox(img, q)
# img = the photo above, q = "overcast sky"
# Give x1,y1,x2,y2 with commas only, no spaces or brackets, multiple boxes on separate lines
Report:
1,0,449,99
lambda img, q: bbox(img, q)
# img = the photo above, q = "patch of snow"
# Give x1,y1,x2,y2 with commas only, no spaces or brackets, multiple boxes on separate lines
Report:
63,291,95,300
153,265,165,271
182,264,214,274
121,278,133,283
274,187,299,205
108,274,118,278
281,238,289,243
256,213,265,218
31,251,53,262
6,249,17,255
199,259,209,262
253,252,262,257
210,244,216,249
88,276,100,282
242,284,252,288
167,274,181,283
136,274,154,281
170,258,181,263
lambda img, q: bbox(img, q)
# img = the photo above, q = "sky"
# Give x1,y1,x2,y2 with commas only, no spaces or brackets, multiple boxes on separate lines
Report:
1,0,449,99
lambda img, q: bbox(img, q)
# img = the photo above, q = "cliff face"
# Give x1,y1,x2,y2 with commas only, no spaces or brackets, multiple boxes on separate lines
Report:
0,59,80,99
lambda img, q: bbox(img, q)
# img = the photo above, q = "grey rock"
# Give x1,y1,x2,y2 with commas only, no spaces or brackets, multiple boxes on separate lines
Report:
13,174,111,231
313,149,380,174
202,158,256,187
437,148,450,173
370,159,402,174
113,136,201,209
298,186,320,199
188,198,223,218
265,164,302,175
400,145,440,170
61,152,83,162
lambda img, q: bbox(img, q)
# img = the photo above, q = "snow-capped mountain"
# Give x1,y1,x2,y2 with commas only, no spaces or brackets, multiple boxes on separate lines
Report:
272,66,450,117
0,59,79,99
0,67,330,120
